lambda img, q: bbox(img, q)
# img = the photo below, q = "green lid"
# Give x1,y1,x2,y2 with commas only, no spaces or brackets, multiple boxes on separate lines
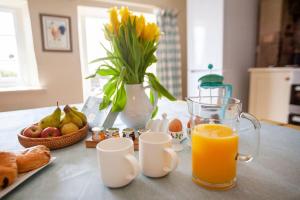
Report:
198,64,224,87
197,64,233,98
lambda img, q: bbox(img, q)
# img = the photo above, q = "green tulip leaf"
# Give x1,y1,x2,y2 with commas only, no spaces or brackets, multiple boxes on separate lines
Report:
96,68,119,76
151,106,158,119
103,77,118,98
99,96,111,110
89,56,119,64
111,84,127,112
147,73,176,101
85,73,96,79
149,89,155,105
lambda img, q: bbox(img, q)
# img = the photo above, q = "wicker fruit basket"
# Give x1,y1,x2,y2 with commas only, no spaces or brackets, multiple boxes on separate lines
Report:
18,124,89,150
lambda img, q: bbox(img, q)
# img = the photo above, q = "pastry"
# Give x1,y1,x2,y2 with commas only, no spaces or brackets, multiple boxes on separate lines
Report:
16,145,51,173
0,152,18,189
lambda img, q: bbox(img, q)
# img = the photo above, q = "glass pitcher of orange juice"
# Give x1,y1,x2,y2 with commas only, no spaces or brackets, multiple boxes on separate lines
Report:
187,96,260,190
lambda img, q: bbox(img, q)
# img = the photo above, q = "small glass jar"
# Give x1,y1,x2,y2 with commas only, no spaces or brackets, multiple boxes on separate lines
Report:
122,128,135,140
92,127,106,141
106,128,119,138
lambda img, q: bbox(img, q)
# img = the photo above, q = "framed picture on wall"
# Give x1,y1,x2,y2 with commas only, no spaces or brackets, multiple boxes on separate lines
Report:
40,14,72,52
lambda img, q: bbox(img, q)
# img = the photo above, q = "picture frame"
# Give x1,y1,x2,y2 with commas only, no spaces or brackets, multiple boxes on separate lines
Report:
81,96,119,129
40,14,72,52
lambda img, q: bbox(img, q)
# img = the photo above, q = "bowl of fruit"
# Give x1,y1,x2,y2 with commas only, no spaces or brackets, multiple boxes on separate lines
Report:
18,104,89,150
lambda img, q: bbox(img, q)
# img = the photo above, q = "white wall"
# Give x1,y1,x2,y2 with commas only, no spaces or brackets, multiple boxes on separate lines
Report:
223,0,259,110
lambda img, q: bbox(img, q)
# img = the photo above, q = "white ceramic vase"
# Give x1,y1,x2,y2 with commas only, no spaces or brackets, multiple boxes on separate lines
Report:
119,84,157,129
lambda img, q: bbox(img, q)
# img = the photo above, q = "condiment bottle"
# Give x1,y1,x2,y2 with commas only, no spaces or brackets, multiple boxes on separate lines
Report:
122,128,135,140
106,128,120,138
92,127,106,141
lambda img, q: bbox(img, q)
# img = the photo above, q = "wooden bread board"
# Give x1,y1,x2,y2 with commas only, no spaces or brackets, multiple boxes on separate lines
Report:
85,136,139,151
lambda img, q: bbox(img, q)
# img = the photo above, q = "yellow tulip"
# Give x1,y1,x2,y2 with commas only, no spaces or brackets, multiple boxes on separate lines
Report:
152,24,160,41
154,26,160,41
149,23,157,40
105,23,113,33
104,23,113,40
129,14,137,24
141,23,149,40
119,6,130,24
109,7,119,33
142,23,160,41
136,15,145,37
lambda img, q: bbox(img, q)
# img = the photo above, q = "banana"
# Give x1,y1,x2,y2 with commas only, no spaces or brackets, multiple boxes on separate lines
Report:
70,107,87,125
64,105,83,128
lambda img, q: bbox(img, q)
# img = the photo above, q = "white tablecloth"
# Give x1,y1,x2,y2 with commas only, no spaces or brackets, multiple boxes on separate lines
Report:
1,100,300,200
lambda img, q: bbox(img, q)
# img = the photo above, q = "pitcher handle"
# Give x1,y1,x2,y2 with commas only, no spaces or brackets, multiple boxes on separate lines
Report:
237,112,261,163
143,85,158,110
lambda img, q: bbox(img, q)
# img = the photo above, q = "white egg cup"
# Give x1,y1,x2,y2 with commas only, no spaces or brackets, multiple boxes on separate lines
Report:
169,130,184,151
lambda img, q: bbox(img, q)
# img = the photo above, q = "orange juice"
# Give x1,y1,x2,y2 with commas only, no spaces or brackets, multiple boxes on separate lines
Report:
192,124,238,188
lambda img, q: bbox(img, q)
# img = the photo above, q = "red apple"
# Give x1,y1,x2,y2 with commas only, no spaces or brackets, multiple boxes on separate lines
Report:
23,125,42,138
41,127,62,138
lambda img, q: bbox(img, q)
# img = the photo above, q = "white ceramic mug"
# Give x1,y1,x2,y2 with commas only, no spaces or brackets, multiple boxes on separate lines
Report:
139,132,179,177
96,137,140,188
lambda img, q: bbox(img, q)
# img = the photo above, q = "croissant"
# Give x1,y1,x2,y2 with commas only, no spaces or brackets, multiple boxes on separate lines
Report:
16,145,51,173
0,152,18,189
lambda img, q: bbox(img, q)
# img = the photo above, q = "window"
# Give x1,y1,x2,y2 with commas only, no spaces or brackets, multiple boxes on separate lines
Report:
78,6,157,99
0,1,39,89
0,9,20,87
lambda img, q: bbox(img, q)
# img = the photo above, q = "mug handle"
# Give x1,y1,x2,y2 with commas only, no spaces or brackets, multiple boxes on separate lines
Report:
237,112,261,162
125,154,140,181
163,148,179,172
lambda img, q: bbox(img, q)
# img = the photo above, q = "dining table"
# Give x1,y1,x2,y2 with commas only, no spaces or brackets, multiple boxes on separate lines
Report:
0,100,300,200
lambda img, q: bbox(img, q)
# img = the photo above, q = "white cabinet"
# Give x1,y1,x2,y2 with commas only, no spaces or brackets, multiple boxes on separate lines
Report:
248,68,300,123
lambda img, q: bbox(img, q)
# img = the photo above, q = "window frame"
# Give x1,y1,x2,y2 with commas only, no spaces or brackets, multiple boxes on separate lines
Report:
78,6,110,99
0,7,22,87
0,2,39,89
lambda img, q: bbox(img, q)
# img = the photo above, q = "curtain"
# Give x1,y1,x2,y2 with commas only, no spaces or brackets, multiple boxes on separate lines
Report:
156,9,182,99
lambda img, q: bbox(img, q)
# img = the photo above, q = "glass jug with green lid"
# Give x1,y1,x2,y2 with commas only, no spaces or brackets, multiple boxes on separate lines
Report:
187,64,260,190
